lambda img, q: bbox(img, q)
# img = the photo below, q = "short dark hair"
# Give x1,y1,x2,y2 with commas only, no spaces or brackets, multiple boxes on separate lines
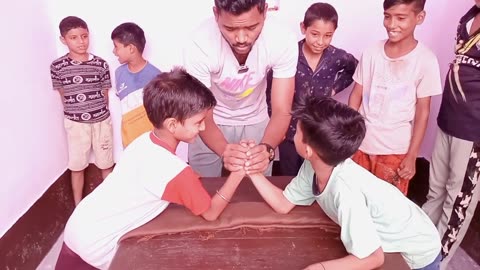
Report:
59,16,88,37
111,22,146,53
143,68,217,128
383,0,426,13
303,2,338,29
292,97,366,166
214,0,266,15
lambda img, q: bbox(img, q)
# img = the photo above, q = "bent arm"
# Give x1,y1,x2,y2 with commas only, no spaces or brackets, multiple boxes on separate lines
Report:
261,76,295,148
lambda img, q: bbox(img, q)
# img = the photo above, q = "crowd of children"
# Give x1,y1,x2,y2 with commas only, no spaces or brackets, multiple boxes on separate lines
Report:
50,0,480,269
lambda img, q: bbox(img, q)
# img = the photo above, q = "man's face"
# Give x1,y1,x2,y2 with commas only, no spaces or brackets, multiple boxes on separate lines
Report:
214,5,266,58
476,0,480,8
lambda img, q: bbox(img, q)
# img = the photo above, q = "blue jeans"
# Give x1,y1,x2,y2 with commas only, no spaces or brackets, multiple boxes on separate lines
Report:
413,253,442,270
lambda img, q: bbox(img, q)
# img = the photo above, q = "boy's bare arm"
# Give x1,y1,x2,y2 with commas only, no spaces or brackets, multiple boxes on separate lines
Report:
248,173,295,214
103,88,110,106
304,247,384,270
348,83,363,111
201,170,245,221
397,96,431,180
199,109,249,172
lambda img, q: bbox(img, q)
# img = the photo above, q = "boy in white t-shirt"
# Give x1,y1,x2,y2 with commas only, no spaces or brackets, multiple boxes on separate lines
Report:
247,97,441,270
54,68,246,270
348,0,442,195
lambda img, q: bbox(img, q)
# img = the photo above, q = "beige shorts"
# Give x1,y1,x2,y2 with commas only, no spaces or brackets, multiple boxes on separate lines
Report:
64,116,114,171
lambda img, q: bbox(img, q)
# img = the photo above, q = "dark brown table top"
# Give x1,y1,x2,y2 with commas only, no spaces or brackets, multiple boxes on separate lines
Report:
109,177,410,270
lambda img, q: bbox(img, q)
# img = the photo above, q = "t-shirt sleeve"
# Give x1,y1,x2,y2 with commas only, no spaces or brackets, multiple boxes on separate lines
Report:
183,39,212,88
270,29,298,79
161,166,211,215
283,161,316,206
50,62,62,91
416,52,443,98
336,192,382,259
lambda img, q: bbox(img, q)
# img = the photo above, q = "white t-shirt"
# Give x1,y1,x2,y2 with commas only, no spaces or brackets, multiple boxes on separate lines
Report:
353,40,442,155
63,133,211,269
283,159,441,269
183,17,298,125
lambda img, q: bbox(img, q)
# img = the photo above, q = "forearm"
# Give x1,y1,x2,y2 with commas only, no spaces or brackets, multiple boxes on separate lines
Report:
261,112,291,148
201,172,244,221
265,77,294,148
103,88,110,105
249,174,294,214
199,109,228,156
305,248,384,270
407,98,431,158
348,83,363,111
199,127,228,157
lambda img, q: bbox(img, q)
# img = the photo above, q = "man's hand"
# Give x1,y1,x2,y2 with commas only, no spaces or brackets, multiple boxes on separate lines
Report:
244,141,270,175
397,154,416,180
222,143,250,172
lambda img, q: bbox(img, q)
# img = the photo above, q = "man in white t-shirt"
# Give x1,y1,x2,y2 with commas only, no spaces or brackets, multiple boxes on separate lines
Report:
184,0,298,177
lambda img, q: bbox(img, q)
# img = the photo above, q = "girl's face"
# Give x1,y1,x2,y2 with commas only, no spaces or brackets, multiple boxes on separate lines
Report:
301,19,336,55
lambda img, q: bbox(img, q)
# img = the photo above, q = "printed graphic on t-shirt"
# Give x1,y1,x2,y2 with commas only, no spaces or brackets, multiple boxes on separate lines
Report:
218,71,256,101
50,55,111,123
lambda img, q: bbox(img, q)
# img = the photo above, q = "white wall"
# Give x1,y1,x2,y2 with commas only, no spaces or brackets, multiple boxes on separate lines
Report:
0,0,474,238
0,0,68,237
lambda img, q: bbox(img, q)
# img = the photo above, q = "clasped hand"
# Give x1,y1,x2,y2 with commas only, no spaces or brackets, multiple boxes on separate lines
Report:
222,139,270,175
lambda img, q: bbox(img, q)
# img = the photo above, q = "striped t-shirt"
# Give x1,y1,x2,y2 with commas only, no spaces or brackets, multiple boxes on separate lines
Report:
50,54,112,123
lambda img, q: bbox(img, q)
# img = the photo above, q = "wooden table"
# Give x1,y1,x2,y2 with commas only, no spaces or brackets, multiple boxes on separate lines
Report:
109,177,410,270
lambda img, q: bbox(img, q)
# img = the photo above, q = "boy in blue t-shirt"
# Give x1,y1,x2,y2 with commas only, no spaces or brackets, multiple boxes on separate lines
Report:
111,22,161,147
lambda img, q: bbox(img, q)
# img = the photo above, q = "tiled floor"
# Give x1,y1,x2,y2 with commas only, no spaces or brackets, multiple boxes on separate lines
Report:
37,233,480,270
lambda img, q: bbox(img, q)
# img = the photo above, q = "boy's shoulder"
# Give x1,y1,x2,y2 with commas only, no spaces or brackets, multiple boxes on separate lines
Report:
412,42,438,60
50,54,69,68
328,159,379,194
361,40,387,56
89,54,110,66
327,45,356,59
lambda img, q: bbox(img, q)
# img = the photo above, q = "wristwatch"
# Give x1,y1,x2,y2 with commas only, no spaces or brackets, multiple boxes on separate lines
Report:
260,143,275,162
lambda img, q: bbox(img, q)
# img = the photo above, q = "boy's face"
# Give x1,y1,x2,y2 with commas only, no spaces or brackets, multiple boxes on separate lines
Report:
112,39,130,64
293,122,308,159
383,3,425,44
60,27,89,56
214,6,266,58
174,110,208,143
301,20,336,55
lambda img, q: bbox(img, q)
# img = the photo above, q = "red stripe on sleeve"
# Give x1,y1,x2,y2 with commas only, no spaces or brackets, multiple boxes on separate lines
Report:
161,167,211,215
